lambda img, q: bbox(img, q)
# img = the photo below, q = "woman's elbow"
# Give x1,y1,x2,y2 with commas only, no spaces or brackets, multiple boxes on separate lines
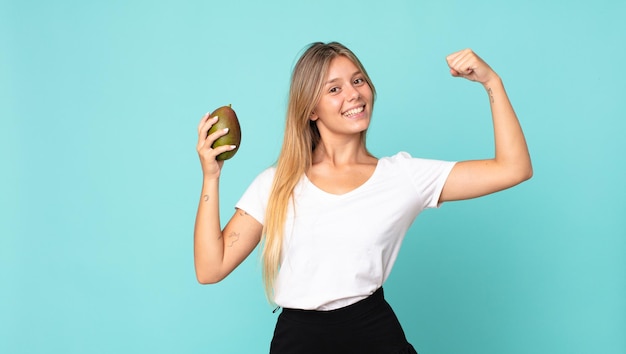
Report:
524,165,533,181
522,158,533,181
195,270,225,285
514,163,533,185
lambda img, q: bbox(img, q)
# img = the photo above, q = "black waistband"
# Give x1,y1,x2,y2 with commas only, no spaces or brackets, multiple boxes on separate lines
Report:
280,287,385,324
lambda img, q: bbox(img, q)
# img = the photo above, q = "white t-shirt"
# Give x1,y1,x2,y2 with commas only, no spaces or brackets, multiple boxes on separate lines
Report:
236,152,456,310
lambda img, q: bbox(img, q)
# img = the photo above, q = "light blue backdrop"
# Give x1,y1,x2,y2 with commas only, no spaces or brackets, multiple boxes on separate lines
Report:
2,0,624,353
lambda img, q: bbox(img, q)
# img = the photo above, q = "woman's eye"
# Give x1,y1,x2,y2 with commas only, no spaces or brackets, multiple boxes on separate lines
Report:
329,87,339,93
354,78,364,85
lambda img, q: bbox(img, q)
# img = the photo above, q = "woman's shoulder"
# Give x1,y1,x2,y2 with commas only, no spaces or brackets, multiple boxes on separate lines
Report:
378,151,414,165
383,151,412,160
238,166,276,193
258,165,277,177
382,151,454,163
379,151,456,172
250,165,276,185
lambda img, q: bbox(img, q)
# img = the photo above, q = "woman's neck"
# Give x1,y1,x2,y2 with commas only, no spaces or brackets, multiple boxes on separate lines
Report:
312,138,373,167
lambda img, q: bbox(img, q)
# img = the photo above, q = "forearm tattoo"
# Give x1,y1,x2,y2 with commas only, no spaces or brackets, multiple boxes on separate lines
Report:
487,87,495,103
203,194,209,202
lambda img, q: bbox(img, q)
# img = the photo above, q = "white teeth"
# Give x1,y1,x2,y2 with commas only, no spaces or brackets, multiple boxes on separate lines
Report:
343,106,364,117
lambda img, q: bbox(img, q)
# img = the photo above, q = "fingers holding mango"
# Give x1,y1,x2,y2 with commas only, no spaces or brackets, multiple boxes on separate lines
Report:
196,105,241,177
197,113,215,143
196,105,241,157
206,105,241,161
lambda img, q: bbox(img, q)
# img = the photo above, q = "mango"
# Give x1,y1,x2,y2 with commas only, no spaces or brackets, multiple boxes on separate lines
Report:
207,104,241,161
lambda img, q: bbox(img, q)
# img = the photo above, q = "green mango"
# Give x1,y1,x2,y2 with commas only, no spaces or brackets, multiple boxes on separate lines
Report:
207,104,241,161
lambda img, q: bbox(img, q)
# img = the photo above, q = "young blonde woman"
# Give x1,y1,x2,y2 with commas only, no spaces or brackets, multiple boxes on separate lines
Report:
194,42,532,353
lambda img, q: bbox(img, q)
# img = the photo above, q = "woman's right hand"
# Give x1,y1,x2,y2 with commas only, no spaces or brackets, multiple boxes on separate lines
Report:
196,112,237,179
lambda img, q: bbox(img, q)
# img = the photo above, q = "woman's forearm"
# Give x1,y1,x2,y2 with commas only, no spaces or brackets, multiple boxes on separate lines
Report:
193,177,226,284
484,76,533,182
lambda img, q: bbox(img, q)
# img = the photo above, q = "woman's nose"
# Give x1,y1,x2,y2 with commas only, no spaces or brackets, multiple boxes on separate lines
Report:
346,85,360,101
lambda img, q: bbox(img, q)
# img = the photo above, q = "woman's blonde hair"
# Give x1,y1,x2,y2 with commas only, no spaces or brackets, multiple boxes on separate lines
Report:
261,42,376,302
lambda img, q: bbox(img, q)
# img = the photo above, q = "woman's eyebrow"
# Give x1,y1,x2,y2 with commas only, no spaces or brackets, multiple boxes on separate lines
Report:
324,71,362,85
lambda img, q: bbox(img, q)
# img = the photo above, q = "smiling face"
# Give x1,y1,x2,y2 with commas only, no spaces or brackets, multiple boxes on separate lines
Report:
310,55,374,141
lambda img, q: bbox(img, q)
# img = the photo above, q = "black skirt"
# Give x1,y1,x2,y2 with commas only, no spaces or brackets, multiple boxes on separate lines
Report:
269,288,418,354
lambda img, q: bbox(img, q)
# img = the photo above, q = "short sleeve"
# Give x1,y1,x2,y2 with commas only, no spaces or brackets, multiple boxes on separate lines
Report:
393,152,456,209
234,167,275,225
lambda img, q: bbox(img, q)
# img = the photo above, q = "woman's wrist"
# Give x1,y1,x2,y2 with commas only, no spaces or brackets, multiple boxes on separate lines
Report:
481,73,502,89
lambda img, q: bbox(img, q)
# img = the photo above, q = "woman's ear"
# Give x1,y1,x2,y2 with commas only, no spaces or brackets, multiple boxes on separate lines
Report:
310,111,318,121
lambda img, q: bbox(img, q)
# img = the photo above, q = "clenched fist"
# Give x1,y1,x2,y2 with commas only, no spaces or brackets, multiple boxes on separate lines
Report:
446,49,499,85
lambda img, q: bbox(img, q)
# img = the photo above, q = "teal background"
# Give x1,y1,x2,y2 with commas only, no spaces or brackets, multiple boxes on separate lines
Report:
2,0,624,353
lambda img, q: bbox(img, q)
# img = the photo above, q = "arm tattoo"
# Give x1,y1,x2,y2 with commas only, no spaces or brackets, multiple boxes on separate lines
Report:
227,232,240,247
487,87,495,103
203,194,209,202
239,210,248,217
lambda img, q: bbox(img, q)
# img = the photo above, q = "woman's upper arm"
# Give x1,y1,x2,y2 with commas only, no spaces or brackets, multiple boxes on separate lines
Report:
439,158,532,203
217,208,263,281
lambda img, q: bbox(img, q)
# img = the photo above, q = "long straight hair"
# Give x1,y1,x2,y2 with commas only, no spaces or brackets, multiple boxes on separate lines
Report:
261,42,377,303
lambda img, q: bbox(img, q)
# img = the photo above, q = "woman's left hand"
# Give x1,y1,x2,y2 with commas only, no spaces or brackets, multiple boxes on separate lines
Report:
446,49,498,85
